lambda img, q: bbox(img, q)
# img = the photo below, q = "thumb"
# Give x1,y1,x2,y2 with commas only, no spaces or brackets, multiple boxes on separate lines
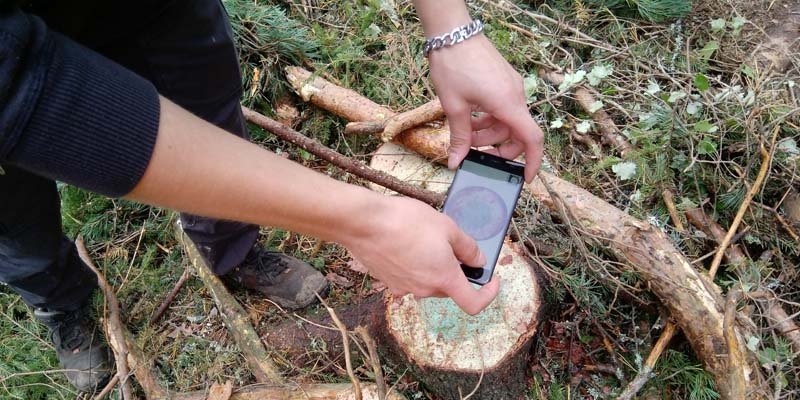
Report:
444,101,474,170
449,222,486,268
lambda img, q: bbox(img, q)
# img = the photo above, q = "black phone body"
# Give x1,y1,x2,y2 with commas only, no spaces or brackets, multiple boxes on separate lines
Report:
442,149,525,285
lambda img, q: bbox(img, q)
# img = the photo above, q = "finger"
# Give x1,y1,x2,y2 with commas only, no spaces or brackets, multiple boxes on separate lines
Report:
492,105,545,183
447,276,501,315
471,125,510,147
482,139,524,160
470,113,497,131
443,100,474,170
390,287,409,297
448,221,486,268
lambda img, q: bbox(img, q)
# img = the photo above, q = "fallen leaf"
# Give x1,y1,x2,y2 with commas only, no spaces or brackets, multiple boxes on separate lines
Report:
499,254,513,265
207,380,234,400
325,272,353,288
346,256,369,274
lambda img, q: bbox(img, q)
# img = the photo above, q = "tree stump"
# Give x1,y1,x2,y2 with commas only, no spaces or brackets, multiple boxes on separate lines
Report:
370,142,544,399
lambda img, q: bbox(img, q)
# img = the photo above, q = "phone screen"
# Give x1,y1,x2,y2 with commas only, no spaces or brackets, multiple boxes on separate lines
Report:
443,152,524,285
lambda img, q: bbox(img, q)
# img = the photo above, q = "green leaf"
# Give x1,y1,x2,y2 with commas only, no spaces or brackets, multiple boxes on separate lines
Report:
740,64,755,79
575,120,592,133
694,120,718,133
667,90,688,103
686,101,702,115
523,75,540,103
587,100,604,113
694,73,709,91
646,80,661,95
587,64,613,86
710,18,726,31
696,139,717,155
611,161,637,181
698,40,719,60
558,70,586,91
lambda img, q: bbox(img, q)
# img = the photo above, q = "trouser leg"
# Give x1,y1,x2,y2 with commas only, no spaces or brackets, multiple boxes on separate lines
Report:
0,166,97,311
96,0,259,276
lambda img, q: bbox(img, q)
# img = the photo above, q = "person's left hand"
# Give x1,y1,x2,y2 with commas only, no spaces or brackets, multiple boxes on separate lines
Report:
428,35,544,182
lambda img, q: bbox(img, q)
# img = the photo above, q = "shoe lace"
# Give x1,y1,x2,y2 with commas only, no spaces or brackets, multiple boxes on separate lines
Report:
51,311,89,352
246,248,288,282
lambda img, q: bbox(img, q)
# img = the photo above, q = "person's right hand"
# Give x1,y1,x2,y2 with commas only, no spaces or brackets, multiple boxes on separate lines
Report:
343,196,500,315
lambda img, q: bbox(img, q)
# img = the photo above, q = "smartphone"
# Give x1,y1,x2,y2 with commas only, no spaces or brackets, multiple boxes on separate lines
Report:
442,149,525,285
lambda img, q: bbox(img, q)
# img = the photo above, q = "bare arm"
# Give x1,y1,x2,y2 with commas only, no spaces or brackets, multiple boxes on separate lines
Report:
128,97,500,314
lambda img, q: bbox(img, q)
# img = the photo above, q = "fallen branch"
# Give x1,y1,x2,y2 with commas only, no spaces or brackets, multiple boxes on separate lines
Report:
345,98,444,143
320,295,362,400
662,190,685,233
285,66,450,164
75,237,135,400
149,266,191,325
355,326,387,400
687,207,800,355
285,67,756,398
178,228,285,384
616,321,679,400
242,106,445,206
708,128,777,278
539,69,633,158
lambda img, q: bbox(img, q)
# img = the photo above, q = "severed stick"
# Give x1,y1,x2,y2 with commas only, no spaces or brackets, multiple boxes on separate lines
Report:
708,127,778,278
662,190,685,233
149,266,191,325
242,106,445,206
539,69,633,158
93,375,120,400
616,321,678,400
688,207,800,355
355,326,386,400
345,98,444,143
319,295,362,400
76,237,135,400
178,228,285,384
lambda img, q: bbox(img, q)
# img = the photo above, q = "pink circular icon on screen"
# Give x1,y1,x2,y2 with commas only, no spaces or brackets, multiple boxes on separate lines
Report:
445,186,507,240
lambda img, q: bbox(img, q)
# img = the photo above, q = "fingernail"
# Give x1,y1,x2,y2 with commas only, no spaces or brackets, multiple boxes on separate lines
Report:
448,156,458,170
478,252,487,266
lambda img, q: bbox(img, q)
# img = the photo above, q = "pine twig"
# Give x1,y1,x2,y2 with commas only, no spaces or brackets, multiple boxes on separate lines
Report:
319,295,362,400
149,266,191,325
708,127,778,277
662,189,685,233
355,326,386,400
242,106,445,206
76,237,135,400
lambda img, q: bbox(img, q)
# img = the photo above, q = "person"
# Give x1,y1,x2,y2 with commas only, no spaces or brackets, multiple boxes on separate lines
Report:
0,0,544,393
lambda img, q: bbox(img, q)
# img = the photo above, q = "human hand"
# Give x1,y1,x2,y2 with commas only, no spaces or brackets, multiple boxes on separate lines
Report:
343,196,500,315
428,35,544,182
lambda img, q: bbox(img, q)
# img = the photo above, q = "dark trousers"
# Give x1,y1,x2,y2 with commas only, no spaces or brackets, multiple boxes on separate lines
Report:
0,0,258,311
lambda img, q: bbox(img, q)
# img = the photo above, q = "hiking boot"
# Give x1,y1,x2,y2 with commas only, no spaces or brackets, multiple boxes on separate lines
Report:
223,246,329,310
33,304,113,393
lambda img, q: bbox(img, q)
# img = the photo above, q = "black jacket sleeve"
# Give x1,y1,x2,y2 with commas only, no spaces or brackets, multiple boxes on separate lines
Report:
0,7,160,197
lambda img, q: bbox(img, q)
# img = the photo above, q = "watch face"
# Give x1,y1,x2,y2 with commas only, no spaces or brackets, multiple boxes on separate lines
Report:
445,186,507,241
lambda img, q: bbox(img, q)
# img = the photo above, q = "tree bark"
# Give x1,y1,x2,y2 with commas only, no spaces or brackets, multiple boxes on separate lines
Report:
284,67,757,398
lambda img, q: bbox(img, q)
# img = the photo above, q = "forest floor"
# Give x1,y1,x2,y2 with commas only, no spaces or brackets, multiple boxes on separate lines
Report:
1,0,798,399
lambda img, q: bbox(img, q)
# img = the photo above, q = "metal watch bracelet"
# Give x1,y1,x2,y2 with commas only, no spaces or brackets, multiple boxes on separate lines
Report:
422,19,484,57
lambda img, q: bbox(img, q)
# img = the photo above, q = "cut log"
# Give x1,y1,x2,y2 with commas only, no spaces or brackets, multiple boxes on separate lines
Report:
264,243,544,400
285,67,758,398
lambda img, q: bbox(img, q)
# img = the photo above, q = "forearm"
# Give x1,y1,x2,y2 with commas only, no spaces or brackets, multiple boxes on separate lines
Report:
128,97,382,246
413,0,472,36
